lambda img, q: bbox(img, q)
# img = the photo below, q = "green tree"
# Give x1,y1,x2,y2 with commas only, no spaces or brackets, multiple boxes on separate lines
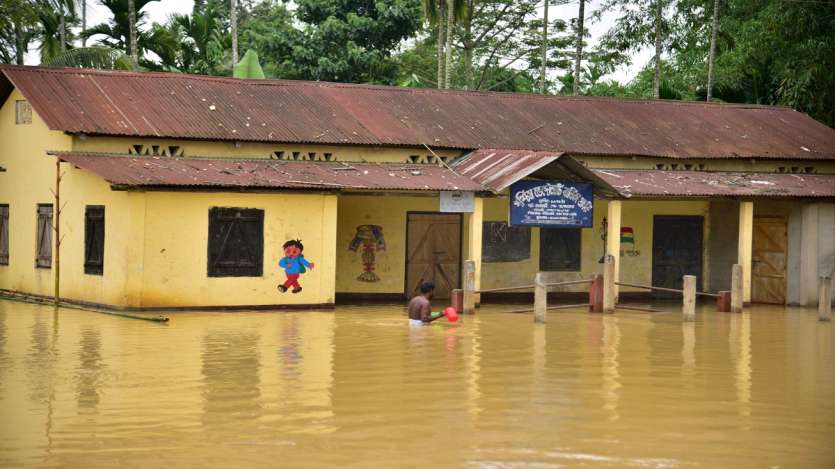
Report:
0,0,39,64
164,5,229,74
284,0,422,83
36,0,79,62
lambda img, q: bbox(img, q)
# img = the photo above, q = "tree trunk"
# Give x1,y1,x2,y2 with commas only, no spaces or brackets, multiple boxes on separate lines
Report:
652,0,664,99
463,1,474,90
128,0,138,64
573,0,585,95
540,0,548,94
706,0,720,101
231,0,239,66
82,0,87,47
653,0,663,99
59,11,66,52
444,0,454,89
14,22,25,65
437,3,446,89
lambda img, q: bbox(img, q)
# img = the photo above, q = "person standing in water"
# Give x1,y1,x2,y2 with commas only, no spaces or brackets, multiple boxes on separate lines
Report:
408,282,445,326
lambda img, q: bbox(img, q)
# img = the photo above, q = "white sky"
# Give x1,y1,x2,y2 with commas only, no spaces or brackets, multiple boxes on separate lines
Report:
25,0,652,84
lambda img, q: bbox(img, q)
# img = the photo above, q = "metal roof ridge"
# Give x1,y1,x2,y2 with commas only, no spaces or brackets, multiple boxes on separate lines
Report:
1,64,797,111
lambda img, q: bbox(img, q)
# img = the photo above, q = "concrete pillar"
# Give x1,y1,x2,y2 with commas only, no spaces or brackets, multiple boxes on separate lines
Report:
731,264,743,313
819,276,832,322
737,201,754,303
800,204,820,306
682,275,696,322
606,200,622,300
466,197,484,302
817,203,834,280
463,260,476,315
603,254,616,313
534,272,547,323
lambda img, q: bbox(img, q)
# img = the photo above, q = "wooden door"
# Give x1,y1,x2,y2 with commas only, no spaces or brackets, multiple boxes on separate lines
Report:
752,217,787,304
406,213,462,299
652,216,704,298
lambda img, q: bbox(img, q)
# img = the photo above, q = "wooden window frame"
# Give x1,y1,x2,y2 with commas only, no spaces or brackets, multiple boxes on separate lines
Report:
15,100,32,125
539,227,582,272
207,207,264,278
84,205,105,275
36,204,53,269
0,204,8,265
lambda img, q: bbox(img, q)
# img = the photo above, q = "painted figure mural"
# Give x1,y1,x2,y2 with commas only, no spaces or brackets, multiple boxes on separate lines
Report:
348,225,386,282
278,239,314,293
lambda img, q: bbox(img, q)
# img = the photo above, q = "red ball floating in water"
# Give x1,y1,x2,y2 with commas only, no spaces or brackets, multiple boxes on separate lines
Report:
444,307,459,322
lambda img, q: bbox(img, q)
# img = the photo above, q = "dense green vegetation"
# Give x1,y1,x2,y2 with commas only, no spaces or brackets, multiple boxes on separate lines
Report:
1,0,834,126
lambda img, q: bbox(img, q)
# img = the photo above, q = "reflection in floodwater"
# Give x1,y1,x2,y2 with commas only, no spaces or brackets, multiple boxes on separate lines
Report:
0,301,833,467
600,315,621,421
729,313,752,424
76,327,103,412
201,330,263,424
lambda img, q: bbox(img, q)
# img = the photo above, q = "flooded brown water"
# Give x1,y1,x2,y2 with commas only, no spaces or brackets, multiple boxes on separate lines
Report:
0,299,833,468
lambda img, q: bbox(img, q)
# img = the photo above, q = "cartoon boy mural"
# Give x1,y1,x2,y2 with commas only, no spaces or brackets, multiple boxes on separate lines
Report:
278,239,314,294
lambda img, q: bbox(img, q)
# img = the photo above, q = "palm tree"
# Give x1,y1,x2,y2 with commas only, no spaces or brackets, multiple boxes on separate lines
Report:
82,0,160,63
166,7,227,75
540,0,548,94
421,0,467,89
36,1,77,62
652,0,665,99
80,0,86,46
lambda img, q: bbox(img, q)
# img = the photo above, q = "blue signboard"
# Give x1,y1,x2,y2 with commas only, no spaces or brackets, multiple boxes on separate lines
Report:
510,180,594,227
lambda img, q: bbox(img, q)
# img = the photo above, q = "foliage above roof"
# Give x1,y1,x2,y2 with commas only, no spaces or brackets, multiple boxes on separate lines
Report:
2,65,834,160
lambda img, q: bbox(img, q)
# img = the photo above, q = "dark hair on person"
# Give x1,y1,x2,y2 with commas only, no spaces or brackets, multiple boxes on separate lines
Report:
419,282,435,294
283,239,304,251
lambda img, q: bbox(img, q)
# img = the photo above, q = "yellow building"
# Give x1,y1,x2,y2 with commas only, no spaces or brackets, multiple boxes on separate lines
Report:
1,65,834,310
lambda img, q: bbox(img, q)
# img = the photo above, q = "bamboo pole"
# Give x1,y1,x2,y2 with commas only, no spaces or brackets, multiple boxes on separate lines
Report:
534,272,547,323
52,158,62,307
614,281,719,297
603,254,615,313
819,276,832,322
683,275,696,322
731,264,743,313
463,260,476,314
503,303,589,314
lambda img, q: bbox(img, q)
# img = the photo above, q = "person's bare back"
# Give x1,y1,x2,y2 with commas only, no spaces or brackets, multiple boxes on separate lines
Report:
408,295,431,321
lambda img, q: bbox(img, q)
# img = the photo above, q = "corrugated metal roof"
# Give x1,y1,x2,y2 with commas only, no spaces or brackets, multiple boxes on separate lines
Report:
451,149,562,191
4,65,834,159
591,169,835,197
50,152,485,192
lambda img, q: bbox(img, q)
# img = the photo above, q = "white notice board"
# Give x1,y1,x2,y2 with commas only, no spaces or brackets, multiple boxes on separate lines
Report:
440,191,475,213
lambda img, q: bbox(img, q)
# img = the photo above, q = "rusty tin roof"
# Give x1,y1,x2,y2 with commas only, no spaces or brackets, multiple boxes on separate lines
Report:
50,152,486,192
4,65,834,160
450,149,563,191
591,169,835,198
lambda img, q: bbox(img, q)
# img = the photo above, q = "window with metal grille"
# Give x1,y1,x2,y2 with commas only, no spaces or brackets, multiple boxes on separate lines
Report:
207,207,264,277
36,204,52,268
16,100,32,125
85,206,105,275
540,228,581,271
0,205,8,265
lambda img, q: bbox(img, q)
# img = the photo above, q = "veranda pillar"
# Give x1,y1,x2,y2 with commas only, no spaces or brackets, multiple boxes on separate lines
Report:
738,201,754,303
606,200,622,301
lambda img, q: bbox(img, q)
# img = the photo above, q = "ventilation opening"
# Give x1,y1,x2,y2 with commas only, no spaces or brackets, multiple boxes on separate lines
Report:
656,163,666,170
408,155,420,163
272,151,284,160
292,151,301,161
804,167,816,174
324,153,335,162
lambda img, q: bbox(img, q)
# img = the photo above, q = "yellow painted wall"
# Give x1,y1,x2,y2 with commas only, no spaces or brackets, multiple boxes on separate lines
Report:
479,196,710,292
73,136,463,164
336,195,440,294
140,192,337,307
0,90,154,306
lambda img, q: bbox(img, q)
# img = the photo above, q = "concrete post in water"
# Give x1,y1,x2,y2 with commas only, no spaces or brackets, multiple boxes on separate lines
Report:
717,290,731,312
738,201,754,303
589,274,603,313
534,272,547,323
451,288,464,314
683,275,696,322
603,254,615,313
463,260,476,315
731,264,743,313
819,276,832,322
606,201,622,301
